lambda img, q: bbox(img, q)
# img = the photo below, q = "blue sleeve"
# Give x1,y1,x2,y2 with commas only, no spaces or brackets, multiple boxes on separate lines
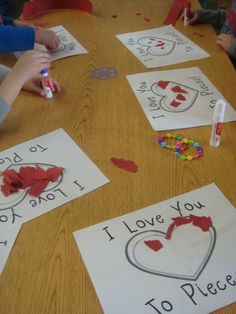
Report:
196,9,227,34
0,97,10,123
2,16,14,25
0,25,35,52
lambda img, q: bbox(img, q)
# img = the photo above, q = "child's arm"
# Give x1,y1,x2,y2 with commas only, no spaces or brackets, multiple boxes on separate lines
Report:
0,65,12,122
0,16,60,52
0,50,61,123
0,25,35,52
217,34,236,58
12,19,60,51
188,9,227,34
0,96,11,123
0,50,52,106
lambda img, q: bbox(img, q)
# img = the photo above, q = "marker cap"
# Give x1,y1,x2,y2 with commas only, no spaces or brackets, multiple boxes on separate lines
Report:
40,68,48,75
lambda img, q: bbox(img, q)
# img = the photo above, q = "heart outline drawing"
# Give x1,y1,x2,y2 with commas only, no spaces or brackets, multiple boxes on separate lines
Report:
125,225,216,281
137,36,176,56
151,81,199,113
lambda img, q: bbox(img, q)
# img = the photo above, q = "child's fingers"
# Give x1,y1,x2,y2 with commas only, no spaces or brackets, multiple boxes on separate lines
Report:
51,79,61,93
179,12,184,20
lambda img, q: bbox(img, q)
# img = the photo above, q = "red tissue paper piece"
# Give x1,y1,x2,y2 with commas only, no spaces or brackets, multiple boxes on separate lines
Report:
171,85,187,94
22,0,93,19
1,166,64,197
144,240,163,252
166,215,213,240
163,0,185,26
157,80,169,89
176,94,186,101
111,157,138,173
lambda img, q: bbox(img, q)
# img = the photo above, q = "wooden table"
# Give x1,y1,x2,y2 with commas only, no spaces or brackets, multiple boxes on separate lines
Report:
0,1,235,313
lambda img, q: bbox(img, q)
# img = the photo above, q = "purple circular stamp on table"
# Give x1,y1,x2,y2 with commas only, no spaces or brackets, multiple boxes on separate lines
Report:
91,67,118,80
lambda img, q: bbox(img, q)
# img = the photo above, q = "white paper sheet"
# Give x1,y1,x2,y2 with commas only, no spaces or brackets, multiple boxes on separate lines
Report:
116,25,209,68
127,67,236,130
14,25,87,61
0,225,21,274
0,128,109,234
74,183,236,314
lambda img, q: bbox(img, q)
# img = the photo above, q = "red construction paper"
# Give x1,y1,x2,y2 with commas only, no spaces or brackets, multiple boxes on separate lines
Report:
28,180,50,197
170,100,181,108
171,85,187,94
165,221,177,240
189,214,212,232
176,94,186,101
1,165,64,197
144,240,163,252
163,0,185,26
111,157,138,173
165,215,212,240
157,80,169,89
47,167,64,181
22,0,93,19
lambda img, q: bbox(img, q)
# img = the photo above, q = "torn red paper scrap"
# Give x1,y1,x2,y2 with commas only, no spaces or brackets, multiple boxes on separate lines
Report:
165,215,212,240
176,94,186,101
28,180,51,197
47,167,64,181
1,165,64,197
157,80,169,89
171,85,188,94
22,0,93,19
144,240,163,252
111,157,138,173
189,214,212,232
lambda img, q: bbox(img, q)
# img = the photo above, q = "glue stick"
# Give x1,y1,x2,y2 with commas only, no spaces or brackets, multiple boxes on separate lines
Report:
184,0,191,26
210,99,226,147
40,68,53,99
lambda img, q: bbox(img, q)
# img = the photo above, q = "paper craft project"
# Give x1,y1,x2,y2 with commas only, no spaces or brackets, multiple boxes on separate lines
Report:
0,128,109,234
127,67,236,130
0,225,21,274
22,0,93,19
74,183,236,314
14,25,87,61
116,25,209,68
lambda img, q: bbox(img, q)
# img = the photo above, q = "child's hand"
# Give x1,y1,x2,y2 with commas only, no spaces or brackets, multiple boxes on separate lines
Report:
187,11,198,24
216,34,234,51
180,10,198,24
13,19,35,28
12,50,52,85
0,51,55,106
23,75,61,96
35,28,60,51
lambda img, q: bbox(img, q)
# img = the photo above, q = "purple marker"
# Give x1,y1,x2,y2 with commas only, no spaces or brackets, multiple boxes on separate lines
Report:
40,68,53,99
